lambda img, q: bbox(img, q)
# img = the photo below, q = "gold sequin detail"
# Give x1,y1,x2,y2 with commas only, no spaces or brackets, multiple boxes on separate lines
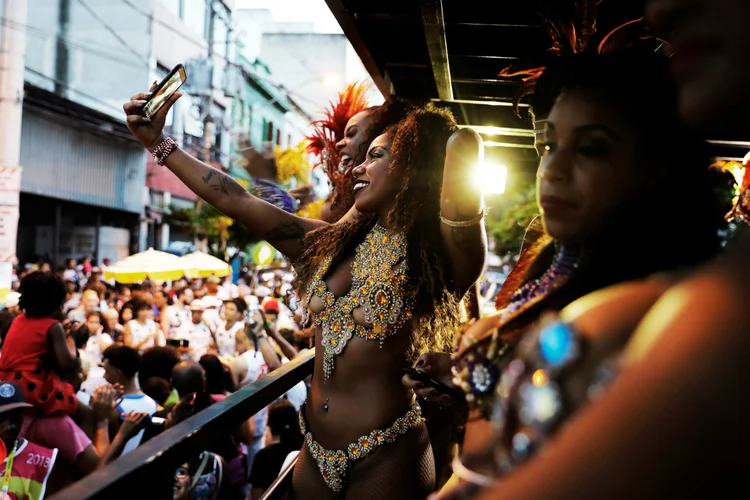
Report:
305,224,413,380
299,402,423,492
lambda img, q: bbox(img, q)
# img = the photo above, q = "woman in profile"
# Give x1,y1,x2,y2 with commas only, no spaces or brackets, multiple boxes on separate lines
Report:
406,17,726,492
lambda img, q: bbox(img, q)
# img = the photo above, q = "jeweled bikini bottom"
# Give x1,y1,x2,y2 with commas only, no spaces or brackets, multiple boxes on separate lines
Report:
298,401,423,492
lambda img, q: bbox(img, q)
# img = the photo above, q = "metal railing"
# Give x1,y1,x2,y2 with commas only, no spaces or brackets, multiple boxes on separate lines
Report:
50,350,314,499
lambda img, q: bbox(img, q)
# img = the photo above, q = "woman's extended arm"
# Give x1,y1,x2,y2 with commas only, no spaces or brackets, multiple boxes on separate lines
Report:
123,89,327,260
439,129,487,294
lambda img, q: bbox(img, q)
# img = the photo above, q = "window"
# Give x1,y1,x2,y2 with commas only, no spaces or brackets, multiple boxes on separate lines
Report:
287,134,292,147
276,130,281,146
266,121,274,142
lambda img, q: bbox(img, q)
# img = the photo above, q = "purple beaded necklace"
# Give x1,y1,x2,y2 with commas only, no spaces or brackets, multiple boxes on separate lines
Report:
501,245,580,322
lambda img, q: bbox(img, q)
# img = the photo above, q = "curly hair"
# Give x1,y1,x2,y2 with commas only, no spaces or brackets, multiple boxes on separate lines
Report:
18,271,66,318
325,97,416,222
296,105,461,359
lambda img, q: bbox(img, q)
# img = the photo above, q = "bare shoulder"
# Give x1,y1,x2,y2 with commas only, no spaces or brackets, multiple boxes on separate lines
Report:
560,278,674,344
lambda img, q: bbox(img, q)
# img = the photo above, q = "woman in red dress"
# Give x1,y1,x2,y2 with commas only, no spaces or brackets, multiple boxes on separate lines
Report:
0,271,79,415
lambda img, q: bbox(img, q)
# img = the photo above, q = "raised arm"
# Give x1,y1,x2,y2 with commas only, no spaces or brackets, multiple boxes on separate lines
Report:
123,89,327,260
439,128,488,294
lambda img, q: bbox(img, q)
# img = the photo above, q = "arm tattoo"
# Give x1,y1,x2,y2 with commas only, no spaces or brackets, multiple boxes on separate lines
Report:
264,221,306,246
216,174,231,195
202,169,237,196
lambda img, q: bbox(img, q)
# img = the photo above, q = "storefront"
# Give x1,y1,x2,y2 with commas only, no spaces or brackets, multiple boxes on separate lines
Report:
15,89,146,266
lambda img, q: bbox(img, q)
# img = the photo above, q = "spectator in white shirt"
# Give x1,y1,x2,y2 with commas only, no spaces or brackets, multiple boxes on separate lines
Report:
215,298,247,357
185,300,216,361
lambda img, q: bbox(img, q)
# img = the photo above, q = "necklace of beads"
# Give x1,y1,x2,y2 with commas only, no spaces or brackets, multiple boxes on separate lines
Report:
453,245,580,409
305,224,413,380
501,245,580,323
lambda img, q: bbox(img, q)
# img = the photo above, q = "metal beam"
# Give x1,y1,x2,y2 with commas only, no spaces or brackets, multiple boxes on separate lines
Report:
433,98,529,108
459,124,535,137
324,0,393,97
485,141,536,149
707,139,750,148
420,0,453,101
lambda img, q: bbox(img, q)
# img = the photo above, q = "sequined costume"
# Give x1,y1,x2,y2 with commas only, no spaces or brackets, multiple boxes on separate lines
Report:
463,317,621,479
452,244,580,417
298,402,423,492
300,224,420,492
304,224,414,380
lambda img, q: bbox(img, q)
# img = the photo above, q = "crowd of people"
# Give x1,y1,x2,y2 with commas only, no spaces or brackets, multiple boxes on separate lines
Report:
0,263,310,499
0,0,747,498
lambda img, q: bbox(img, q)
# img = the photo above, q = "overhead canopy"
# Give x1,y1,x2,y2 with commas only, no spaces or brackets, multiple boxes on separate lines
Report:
325,0,749,181
104,248,195,284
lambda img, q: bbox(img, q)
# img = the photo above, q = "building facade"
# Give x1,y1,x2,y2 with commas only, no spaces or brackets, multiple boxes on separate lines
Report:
17,0,152,266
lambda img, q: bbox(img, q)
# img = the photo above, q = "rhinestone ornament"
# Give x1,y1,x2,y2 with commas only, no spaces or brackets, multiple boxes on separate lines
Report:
305,224,414,380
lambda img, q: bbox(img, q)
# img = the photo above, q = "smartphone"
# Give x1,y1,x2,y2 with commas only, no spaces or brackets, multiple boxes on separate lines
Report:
141,63,187,119
402,368,465,402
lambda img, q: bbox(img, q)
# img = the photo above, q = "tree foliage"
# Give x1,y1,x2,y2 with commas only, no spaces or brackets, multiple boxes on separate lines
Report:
486,184,540,257
162,202,260,261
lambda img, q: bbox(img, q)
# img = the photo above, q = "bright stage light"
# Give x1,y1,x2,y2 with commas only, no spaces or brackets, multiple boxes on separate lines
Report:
476,163,507,195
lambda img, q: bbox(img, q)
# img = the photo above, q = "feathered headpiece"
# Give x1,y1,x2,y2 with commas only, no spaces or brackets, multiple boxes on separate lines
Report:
305,81,370,210
499,0,655,116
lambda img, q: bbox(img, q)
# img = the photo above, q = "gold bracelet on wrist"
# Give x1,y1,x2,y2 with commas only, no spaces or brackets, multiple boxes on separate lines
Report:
440,208,487,228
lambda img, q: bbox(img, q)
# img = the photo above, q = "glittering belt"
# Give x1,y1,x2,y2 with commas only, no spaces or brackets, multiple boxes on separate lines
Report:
298,401,423,492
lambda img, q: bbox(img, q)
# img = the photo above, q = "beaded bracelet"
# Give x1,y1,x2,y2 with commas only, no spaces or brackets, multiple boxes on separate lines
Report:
152,136,178,166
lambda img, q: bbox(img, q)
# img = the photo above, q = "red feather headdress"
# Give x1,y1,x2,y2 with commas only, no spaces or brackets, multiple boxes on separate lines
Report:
305,82,370,210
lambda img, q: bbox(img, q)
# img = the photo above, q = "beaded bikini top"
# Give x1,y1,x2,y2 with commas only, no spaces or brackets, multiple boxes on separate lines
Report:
304,224,414,380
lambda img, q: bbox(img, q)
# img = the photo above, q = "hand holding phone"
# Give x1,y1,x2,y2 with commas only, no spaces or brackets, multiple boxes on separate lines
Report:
123,63,186,150
402,367,465,403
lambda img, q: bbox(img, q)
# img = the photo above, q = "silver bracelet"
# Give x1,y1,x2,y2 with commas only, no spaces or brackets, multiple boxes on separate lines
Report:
440,208,486,228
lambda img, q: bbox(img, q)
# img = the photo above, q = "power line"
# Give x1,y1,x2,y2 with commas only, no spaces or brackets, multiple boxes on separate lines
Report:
75,0,150,67
119,0,212,53
25,66,126,116
0,16,149,69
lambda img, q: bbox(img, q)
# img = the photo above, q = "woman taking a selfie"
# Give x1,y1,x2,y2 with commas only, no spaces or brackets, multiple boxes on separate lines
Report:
123,83,486,496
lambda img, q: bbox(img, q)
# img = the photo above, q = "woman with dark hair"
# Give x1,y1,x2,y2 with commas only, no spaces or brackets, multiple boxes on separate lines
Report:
434,2,750,499
199,354,234,401
410,19,727,500
123,298,162,353
124,81,486,496
249,400,303,500
306,89,415,223
0,271,79,415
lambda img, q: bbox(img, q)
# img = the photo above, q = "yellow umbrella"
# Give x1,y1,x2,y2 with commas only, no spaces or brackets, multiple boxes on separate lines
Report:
104,248,195,283
179,251,232,279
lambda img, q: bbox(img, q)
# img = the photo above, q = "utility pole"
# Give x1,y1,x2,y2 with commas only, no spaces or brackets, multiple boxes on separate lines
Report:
0,0,27,267
202,0,216,163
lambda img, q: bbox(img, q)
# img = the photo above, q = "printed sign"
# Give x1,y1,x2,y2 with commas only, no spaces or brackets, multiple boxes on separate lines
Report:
0,167,21,209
